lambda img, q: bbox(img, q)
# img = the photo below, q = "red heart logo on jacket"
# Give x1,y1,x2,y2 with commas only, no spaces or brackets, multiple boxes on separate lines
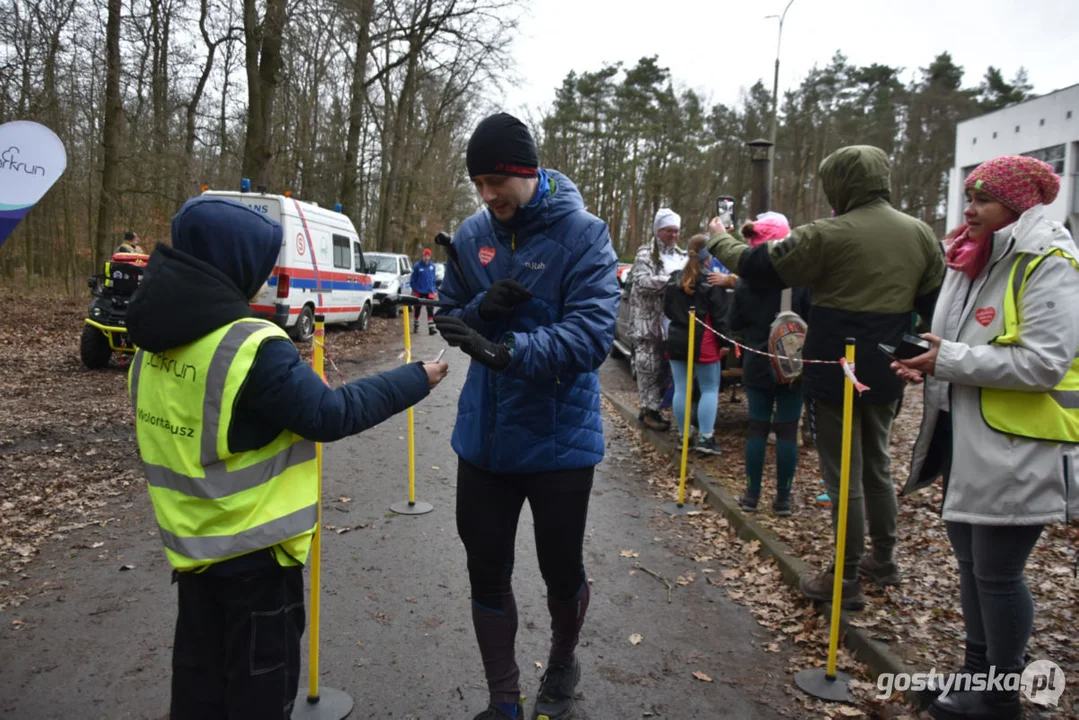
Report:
975,307,996,326
478,247,496,266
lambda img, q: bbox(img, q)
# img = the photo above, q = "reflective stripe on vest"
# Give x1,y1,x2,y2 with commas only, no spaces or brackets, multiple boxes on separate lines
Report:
981,248,1079,443
129,320,318,570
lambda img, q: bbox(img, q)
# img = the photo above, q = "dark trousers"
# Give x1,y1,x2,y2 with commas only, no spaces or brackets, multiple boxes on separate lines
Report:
810,398,899,579
456,458,594,703
946,522,1043,669
412,291,435,324
171,564,305,720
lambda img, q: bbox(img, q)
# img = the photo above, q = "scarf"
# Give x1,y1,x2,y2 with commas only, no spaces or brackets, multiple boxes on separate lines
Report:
945,224,993,281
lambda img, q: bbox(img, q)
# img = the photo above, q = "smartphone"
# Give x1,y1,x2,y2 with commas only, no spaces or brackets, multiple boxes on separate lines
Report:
878,333,931,361
716,196,736,229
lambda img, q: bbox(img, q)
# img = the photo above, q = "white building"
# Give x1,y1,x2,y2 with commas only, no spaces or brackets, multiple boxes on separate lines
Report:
947,83,1079,233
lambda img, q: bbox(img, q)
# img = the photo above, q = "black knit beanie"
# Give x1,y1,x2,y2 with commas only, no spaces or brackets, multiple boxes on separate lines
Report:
466,113,539,179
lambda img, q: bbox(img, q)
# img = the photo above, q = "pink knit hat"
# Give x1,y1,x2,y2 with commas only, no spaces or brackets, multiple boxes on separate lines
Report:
744,212,791,247
965,156,1060,214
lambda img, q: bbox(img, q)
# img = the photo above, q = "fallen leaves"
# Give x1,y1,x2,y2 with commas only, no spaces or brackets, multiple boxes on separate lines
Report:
628,633,643,645
691,671,712,683
619,549,639,558
601,383,1079,716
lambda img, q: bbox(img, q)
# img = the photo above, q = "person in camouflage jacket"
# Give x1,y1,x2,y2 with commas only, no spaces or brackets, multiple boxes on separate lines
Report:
629,208,687,430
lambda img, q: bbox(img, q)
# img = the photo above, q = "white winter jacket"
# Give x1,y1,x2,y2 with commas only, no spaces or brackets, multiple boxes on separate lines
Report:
903,205,1079,525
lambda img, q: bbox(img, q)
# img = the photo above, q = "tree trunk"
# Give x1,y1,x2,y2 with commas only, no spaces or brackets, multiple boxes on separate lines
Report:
376,38,420,251
93,0,123,269
241,0,287,188
340,0,374,219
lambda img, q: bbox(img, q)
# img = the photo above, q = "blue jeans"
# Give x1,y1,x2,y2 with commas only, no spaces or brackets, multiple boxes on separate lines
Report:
669,360,721,437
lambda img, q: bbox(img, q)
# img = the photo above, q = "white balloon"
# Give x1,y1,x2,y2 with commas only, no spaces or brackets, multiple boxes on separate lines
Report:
0,120,67,248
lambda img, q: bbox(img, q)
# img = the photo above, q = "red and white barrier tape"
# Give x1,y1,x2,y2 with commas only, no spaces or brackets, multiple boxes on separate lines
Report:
691,315,870,393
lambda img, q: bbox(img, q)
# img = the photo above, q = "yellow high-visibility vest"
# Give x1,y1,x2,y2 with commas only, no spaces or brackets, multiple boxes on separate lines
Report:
982,248,1079,443
128,319,318,571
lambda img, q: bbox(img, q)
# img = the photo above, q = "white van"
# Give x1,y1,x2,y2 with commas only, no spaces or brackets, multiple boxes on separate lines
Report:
364,252,413,317
202,187,374,341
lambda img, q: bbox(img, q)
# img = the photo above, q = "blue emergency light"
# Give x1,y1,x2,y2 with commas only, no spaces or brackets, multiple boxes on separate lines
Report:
240,178,251,193
334,203,343,213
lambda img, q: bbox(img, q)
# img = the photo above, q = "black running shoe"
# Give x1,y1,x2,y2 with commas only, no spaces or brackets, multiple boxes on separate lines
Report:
532,655,580,720
473,703,522,720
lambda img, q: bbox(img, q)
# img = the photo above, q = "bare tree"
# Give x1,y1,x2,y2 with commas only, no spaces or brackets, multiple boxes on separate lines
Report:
241,0,287,186
93,0,124,268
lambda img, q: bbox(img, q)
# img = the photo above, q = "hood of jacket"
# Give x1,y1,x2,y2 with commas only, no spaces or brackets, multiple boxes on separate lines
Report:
819,145,892,215
127,197,281,352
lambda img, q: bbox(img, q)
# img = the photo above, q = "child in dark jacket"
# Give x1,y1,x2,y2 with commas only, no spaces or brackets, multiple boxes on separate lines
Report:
664,235,733,455
727,214,810,515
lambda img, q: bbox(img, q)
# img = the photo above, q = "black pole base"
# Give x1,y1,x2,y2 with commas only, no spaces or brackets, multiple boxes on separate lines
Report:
390,500,433,515
293,686,353,718
660,501,692,516
793,667,854,703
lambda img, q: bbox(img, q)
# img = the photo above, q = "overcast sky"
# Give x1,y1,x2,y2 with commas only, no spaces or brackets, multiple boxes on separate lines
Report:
495,0,1079,121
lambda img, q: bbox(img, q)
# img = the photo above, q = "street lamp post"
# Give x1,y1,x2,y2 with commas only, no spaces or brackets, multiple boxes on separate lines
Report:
765,0,795,201
747,138,775,219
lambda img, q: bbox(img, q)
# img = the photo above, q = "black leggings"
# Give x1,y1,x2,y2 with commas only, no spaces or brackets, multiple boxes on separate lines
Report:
456,458,593,607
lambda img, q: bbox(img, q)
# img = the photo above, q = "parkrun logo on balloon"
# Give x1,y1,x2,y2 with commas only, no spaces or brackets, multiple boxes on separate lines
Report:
0,120,68,249
0,146,48,176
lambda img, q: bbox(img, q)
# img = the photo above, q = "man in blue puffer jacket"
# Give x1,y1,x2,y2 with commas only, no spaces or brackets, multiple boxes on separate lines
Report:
432,113,619,720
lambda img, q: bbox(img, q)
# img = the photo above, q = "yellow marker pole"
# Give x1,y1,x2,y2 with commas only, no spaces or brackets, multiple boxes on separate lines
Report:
404,308,416,504
662,307,696,516
307,317,325,701
296,315,354,717
826,339,857,679
792,338,856,703
391,307,432,516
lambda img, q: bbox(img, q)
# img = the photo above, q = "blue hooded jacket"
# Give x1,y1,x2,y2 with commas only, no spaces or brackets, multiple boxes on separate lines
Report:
438,170,619,473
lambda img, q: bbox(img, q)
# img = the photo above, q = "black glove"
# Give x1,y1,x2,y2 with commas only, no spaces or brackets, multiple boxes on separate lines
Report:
433,315,511,371
478,279,532,321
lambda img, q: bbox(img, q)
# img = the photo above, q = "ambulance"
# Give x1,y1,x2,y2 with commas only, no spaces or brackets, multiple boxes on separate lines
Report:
203,181,375,341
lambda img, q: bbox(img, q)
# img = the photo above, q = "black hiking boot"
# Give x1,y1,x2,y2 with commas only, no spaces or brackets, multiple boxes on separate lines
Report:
638,408,670,432
532,655,580,720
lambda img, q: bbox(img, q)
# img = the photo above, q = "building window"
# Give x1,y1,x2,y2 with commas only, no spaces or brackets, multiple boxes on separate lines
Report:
1015,125,1021,133
1021,144,1066,174
972,137,977,145
1068,111,1074,119
1040,118,1045,126
993,131,998,139
332,235,351,269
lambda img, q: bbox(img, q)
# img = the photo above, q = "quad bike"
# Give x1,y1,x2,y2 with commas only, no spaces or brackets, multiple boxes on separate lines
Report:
80,252,148,369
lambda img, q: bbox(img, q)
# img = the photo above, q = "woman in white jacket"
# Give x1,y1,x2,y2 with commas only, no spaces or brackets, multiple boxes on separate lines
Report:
894,156,1079,720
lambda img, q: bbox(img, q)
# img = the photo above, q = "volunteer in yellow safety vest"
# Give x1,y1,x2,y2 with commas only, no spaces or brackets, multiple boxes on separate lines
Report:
126,196,449,720
894,155,1078,720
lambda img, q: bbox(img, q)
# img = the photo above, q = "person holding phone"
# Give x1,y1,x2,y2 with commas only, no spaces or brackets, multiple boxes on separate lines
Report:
125,197,448,720
893,156,1079,720
433,112,619,720
705,146,945,610
728,213,811,516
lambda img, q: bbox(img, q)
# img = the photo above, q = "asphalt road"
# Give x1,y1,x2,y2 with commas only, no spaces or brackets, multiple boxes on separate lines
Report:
0,334,798,719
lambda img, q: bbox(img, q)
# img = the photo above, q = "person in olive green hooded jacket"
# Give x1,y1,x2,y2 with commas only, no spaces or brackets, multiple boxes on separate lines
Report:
706,145,945,610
